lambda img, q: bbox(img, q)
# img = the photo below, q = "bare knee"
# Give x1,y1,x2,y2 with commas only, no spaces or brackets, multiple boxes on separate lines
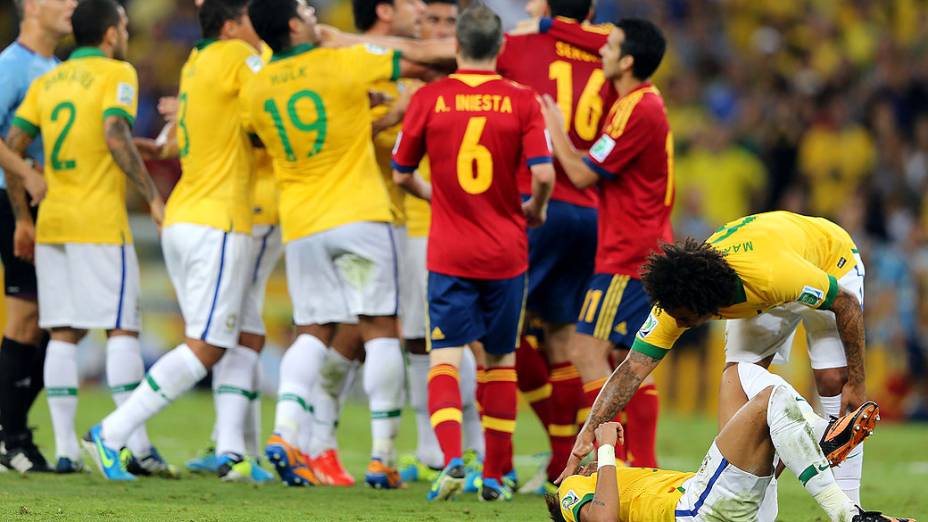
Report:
359,315,398,340
295,323,335,346
813,367,848,397
238,331,265,352
51,327,87,344
4,297,41,344
405,337,428,355
185,338,226,368
486,351,515,368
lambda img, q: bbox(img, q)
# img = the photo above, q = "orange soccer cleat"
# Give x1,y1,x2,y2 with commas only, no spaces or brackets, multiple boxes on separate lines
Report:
365,458,404,489
264,433,321,487
308,449,355,487
820,401,880,467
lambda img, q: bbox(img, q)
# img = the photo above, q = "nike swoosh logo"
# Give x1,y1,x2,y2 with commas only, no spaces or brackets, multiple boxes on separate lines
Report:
96,436,115,468
817,463,829,471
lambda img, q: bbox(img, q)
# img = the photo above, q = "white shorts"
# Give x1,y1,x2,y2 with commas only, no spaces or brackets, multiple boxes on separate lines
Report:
162,223,251,349
286,221,398,325
240,224,284,335
400,234,427,339
36,243,140,331
675,442,772,521
725,253,865,370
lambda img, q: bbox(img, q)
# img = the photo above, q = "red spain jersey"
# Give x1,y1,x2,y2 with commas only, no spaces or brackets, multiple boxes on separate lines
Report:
583,83,674,276
392,70,553,279
497,18,615,209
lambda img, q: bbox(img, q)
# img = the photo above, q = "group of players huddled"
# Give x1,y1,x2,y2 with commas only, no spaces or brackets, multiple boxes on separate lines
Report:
0,0,918,520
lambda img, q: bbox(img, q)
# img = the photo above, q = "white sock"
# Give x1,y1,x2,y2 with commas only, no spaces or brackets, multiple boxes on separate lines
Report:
309,349,352,456
757,476,779,522
363,337,404,466
818,393,862,505
102,343,207,449
45,340,80,460
106,335,153,457
408,353,443,468
738,363,828,439
244,358,262,459
273,334,326,446
460,348,484,456
214,346,259,456
767,385,855,522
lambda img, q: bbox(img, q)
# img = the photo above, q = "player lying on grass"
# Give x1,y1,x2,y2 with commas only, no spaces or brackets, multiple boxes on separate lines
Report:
547,363,912,522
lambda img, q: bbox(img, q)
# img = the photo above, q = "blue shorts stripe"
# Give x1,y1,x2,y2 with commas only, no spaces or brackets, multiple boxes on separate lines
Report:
200,231,229,341
387,225,399,316
251,225,275,284
674,457,729,517
115,243,127,329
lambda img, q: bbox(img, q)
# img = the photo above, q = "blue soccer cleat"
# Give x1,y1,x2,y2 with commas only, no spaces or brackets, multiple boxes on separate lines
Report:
427,457,466,501
398,454,440,483
54,456,84,474
264,433,320,486
480,477,513,502
124,447,180,478
249,458,275,483
462,468,482,493
185,447,220,473
503,468,518,490
80,425,135,481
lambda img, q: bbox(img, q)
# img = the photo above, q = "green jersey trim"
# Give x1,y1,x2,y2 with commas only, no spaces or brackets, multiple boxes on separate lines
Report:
631,338,669,360
11,116,38,137
271,43,316,62
572,493,594,521
194,38,217,51
390,51,402,81
103,107,135,128
69,47,106,60
820,274,839,310
732,277,747,304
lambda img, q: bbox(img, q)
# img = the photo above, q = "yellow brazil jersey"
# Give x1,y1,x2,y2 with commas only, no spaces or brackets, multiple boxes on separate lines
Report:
404,155,431,237
557,465,691,522
251,43,279,227
371,79,420,226
164,38,264,234
631,211,859,359
12,47,138,245
241,43,399,242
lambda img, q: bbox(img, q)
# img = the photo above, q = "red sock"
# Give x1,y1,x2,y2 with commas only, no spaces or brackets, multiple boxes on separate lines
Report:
546,362,582,482
624,383,659,468
481,366,517,482
428,364,462,466
516,334,551,428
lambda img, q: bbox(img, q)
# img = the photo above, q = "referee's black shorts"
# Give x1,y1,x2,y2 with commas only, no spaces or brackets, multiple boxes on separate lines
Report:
0,188,37,299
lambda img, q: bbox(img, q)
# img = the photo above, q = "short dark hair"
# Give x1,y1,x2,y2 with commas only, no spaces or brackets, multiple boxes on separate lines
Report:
424,0,457,5
352,0,392,32
71,0,121,48
615,18,665,80
547,0,591,22
640,238,739,317
198,0,249,40
545,493,568,522
248,0,300,53
456,5,502,61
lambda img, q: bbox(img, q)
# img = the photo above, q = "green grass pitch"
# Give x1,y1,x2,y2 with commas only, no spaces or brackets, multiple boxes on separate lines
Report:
0,389,926,521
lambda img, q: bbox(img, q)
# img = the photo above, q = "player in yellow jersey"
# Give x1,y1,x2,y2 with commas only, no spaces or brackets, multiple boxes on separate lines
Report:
550,363,905,522
8,0,172,478
246,0,438,489
82,0,267,482
565,212,870,508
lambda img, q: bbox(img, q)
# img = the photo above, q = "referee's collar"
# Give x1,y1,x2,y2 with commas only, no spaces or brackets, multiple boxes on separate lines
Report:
271,43,316,62
69,47,106,60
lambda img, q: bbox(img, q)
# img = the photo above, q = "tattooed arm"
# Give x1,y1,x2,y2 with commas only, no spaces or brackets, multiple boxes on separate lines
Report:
557,350,661,483
831,288,866,414
5,126,39,261
104,116,165,228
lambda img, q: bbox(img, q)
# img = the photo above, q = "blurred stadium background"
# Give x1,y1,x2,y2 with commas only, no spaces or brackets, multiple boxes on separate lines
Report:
1,0,927,421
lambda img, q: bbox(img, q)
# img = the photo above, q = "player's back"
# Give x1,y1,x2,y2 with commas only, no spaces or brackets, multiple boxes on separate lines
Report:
166,39,262,235
243,44,397,242
404,72,549,279
13,48,137,244
497,20,614,208
558,466,691,522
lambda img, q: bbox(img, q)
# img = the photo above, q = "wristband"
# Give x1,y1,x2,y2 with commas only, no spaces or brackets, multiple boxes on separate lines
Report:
597,444,615,469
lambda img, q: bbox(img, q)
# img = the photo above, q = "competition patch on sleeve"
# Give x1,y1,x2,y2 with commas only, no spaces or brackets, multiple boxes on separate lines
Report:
364,43,389,55
797,285,825,306
117,82,135,105
246,55,264,73
561,490,580,511
589,134,615,162
638,311,658,339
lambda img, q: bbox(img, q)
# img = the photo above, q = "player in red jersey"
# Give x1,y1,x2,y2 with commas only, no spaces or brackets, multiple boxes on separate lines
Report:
392,5,555,502
537,18,671,477
493,0,614,492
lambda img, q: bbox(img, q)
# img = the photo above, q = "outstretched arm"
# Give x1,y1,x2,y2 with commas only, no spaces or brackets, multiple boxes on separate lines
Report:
104,116,165,228
830,288,866,414
558,350,660,483
538,94,599,189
